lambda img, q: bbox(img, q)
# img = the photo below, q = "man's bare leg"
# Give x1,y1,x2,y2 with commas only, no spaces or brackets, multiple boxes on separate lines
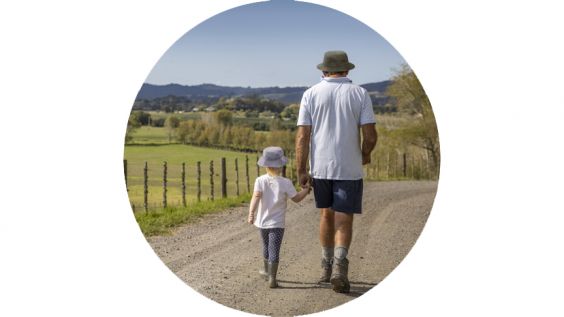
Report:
334,212,353,248
320,208,335,248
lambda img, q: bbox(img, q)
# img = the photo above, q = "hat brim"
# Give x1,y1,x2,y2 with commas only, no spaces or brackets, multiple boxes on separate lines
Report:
257,156,288,168
317,62,355,72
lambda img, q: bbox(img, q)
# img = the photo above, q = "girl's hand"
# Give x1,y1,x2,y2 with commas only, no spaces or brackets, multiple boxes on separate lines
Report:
247,213,254,224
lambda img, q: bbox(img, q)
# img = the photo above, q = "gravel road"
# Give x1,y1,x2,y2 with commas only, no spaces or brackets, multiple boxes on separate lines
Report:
146,180,438,316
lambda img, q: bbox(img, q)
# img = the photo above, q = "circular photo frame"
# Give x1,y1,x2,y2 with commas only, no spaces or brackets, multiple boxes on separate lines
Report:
123,1,440,315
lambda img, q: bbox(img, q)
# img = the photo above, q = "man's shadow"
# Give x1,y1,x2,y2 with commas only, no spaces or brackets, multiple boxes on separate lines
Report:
276,279,377,297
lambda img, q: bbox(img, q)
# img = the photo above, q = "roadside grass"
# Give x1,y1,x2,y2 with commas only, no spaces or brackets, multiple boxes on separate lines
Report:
135,193,251,236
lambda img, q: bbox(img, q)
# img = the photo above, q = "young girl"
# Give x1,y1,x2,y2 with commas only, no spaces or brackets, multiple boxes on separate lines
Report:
247,146,310,288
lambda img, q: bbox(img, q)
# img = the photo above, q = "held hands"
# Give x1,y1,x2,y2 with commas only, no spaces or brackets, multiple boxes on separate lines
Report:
302,183,312,194
298,172,312,190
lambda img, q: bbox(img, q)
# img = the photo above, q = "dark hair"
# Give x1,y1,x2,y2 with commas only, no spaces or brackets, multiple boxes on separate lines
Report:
322,71,348,76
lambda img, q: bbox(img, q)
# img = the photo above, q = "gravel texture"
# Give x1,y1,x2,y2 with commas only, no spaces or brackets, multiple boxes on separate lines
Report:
146,180,438,316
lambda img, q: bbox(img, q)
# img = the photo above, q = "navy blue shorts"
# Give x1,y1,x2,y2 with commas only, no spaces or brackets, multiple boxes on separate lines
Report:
312,178,363,214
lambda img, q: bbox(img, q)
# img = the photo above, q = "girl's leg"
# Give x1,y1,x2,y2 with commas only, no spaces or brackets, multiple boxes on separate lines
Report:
267,228,284,288
260,229,270,260
268,228,285,263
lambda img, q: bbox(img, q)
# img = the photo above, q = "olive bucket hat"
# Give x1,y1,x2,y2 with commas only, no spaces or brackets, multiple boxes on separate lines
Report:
317,50,355,72
257,147,288,168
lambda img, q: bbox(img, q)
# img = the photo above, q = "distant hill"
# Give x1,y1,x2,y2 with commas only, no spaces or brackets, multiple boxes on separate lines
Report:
136,80,391,105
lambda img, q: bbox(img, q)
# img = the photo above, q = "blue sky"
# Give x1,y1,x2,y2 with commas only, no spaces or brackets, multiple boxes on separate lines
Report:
145,0,406,87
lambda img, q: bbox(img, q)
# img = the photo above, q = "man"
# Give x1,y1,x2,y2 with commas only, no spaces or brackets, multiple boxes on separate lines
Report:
296,50,377,293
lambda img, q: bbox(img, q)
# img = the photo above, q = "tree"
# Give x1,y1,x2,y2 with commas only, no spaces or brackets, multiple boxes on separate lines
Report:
130,110,151,126
165,115,180,143
176,121,191,144
214,109,233,127
125,112,141,144
280,103,300,120
386,64,440,172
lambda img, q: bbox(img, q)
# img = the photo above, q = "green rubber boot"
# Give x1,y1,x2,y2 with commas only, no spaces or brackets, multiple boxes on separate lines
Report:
268,262,279,288
259,258,268,280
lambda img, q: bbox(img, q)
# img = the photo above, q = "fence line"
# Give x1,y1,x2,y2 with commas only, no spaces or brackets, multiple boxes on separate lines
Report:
125,150,438,212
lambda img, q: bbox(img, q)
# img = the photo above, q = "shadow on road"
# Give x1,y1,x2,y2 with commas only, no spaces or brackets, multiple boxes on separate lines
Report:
276,279,377,296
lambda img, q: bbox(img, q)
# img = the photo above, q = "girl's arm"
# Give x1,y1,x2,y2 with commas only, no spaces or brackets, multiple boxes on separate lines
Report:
291,185,310,203
247,191,262,224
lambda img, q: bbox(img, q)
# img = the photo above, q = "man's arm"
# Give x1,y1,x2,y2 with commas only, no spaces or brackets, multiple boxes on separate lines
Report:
361,123,377,165
295,125,311,187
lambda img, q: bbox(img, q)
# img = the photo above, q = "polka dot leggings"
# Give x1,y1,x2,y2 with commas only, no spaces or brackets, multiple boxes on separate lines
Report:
260,228,285,263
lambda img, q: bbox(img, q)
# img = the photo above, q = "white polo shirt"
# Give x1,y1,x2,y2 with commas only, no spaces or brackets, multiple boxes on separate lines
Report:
297,77,376,180
253,174,298,229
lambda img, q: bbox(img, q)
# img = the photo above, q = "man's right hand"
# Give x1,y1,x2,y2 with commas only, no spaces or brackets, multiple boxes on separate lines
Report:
298,172,311,189
362,153,371,165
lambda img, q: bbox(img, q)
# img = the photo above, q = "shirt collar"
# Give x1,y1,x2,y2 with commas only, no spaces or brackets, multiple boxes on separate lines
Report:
321,76,352,83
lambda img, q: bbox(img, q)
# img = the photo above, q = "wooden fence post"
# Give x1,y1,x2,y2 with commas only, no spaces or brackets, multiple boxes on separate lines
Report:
197,161,201,202
395,152,400,178
235,158,240,196
162,161,168,208
410,155,414,179
210,160,214,201
143,162,148,213
386,153,390,179
289,152,294,183
256,155,260,178
425,151,430,180
376,157,380,181
245,155,250,193
419,154,424,180
221,157,227,198
181,162,186,207
123,159,128,191
403,153,407,178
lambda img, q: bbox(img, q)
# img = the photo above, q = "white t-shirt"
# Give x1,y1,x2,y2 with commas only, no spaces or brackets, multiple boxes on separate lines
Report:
253,174,298,229
297,76,376,180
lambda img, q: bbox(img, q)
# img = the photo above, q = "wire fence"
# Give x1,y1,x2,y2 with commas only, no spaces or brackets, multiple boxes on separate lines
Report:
124,150,438,212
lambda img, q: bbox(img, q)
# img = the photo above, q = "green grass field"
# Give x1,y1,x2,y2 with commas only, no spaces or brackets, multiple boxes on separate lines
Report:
128,126,173,145
124,144,275,209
